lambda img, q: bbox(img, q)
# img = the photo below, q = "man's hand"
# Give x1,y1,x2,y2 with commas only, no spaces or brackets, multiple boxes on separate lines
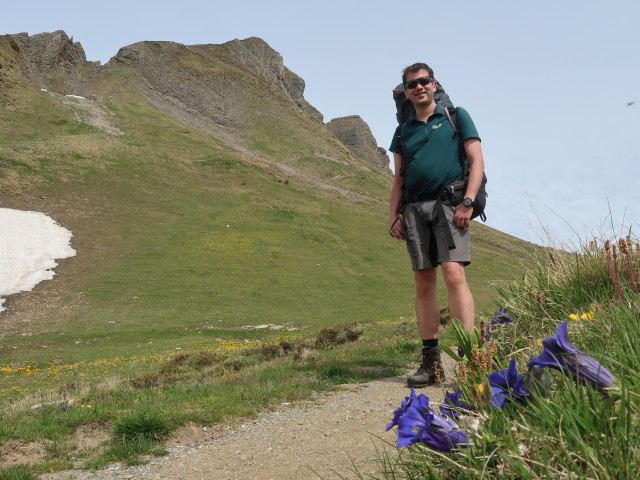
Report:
389,216,405,239
454,204,473,228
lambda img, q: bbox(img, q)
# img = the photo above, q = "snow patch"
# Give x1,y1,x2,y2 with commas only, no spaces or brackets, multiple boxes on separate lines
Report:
0,208,76,313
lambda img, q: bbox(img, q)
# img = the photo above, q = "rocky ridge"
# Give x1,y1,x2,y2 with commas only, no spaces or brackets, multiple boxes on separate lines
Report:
6,31,387,171
197,37,323,122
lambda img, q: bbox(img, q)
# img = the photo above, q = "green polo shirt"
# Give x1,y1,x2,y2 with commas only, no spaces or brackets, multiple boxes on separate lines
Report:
390,104,480,197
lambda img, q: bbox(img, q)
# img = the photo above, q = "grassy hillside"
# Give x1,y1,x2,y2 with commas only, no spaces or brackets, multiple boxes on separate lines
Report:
0,34,537,372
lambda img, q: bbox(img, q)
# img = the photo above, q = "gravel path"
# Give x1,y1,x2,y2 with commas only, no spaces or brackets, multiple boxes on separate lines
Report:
42,359,455,480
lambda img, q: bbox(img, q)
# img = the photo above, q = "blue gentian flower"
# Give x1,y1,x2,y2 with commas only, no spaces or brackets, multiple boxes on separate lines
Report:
385,388,418,431
488,358,530,409
491,308,513,326
527,320,616,392
439,390,475,418
484,308,514,340
390,391,468,451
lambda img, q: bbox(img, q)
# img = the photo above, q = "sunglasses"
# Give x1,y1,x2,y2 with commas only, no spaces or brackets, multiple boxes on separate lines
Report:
405,76,434,90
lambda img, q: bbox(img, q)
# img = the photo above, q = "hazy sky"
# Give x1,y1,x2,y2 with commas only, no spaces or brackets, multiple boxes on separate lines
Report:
3,0,639,247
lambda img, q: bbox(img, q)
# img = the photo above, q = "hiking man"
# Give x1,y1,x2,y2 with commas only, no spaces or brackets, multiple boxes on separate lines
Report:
388,62,485,387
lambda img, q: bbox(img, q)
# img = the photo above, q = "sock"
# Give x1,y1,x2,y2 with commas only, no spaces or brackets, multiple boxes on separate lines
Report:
422,339,438,351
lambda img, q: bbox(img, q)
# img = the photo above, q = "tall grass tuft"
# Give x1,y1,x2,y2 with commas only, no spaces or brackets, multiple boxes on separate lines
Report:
0,465,39,480
382,232,640,479
111,411,171,444
80,411,173,468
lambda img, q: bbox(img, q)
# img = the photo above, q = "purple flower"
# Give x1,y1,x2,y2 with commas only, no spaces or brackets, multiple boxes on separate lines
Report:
439,390,475,418
484,308,514,340
390,391,467,451
491,308,513,326
488,358,530,409
527,320,616,392
385,388,418,431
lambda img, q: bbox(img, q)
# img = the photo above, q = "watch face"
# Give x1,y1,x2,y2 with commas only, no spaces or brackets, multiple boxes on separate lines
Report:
463,198,473,207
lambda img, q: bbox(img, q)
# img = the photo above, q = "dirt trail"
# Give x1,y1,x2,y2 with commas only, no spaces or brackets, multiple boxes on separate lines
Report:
42,359,455,480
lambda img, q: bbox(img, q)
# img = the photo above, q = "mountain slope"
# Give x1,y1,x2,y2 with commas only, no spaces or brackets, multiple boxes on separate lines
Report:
0,32,537,364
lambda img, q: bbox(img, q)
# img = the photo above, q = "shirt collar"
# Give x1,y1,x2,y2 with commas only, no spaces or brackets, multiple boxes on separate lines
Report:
407,102,447,123
433,102,447,116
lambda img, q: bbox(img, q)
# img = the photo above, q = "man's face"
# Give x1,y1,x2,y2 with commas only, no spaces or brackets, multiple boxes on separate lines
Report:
404,69,437,107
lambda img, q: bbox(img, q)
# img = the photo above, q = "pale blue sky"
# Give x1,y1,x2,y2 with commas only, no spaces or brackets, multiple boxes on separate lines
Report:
3,0,639,247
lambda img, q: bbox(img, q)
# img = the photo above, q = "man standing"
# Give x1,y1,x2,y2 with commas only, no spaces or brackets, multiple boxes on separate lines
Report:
388,63,484,388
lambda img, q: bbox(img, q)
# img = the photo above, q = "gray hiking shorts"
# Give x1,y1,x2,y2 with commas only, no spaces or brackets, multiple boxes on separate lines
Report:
401,200,471,270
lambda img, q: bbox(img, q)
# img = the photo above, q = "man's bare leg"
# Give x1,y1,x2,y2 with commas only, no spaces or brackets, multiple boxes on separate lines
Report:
414,267,440,339
441,261,475,332
408,267,446,387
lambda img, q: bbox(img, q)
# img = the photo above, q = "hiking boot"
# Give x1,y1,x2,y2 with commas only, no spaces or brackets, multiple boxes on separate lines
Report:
407,347,446,388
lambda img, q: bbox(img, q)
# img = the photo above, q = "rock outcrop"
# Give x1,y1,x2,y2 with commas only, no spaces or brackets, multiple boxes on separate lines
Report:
209,37,322,122
8,30,99,92
326,115,390,172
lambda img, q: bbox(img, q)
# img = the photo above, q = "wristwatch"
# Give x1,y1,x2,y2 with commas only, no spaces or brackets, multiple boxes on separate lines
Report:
463,197,474,208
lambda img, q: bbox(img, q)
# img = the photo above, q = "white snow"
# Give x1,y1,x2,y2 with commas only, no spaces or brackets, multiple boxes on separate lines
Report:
0,208,76,313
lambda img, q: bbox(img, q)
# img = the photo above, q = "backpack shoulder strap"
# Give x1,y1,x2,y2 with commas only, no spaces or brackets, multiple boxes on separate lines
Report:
396,123,407,177
443,105,459,135
442,106,469,174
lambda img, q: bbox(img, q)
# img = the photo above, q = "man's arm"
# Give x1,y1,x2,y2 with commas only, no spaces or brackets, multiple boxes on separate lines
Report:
454,138,484,228
389,152,406,239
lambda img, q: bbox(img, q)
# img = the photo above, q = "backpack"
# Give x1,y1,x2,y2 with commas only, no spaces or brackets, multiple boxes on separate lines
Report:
393,82,488,222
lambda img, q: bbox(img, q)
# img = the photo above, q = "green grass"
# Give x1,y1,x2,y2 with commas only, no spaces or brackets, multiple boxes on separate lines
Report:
0,37,540,474
0,321,417,470
0,465,39,480
0,100,529,365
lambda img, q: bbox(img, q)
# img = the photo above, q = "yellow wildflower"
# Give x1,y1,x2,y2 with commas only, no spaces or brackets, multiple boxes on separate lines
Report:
536,339,543,347
569,314,580,321
580,311,595,320
472,383,490,403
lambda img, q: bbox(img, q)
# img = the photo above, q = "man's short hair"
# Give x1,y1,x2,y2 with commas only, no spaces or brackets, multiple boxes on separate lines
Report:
402,63,435,86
